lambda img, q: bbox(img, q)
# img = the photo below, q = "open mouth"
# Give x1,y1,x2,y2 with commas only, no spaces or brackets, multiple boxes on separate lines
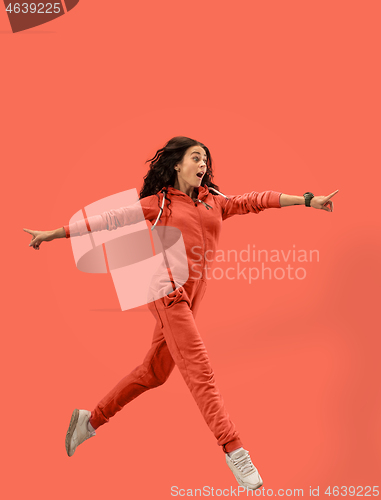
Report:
196,172,204,178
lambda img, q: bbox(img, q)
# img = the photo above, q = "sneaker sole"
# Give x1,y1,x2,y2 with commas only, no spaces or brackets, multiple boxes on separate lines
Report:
65,408,79,457
236,476,263,491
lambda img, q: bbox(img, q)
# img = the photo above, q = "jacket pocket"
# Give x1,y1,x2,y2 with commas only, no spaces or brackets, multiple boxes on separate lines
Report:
163,286,185,308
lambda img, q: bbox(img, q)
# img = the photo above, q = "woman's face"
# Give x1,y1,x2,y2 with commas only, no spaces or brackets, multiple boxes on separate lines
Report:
175,145,208,190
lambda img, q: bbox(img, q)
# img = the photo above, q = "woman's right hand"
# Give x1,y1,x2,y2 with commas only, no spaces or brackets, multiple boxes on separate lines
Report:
23,228,53,250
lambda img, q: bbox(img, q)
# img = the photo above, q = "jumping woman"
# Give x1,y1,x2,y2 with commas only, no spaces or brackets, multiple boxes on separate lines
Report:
23,136,338,491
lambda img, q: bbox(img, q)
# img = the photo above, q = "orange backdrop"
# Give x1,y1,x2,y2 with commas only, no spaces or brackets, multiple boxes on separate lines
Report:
1,1,380,499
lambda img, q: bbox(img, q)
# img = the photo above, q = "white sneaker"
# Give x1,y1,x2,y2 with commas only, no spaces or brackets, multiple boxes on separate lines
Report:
226,448,263,490
65,409,96,457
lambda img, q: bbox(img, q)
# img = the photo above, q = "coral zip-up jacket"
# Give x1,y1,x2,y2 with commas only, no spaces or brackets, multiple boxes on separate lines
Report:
64,185,282,281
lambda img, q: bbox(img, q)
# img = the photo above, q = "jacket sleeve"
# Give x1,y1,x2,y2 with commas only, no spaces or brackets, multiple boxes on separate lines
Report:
63,195,159,238
221,190,282,221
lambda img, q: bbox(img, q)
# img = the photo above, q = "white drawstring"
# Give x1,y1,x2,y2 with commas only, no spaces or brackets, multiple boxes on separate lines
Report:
151,189,166,231
208,186,230,199
197,199,212,210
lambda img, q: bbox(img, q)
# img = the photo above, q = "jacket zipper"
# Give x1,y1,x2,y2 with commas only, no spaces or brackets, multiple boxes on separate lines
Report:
194,198,208,279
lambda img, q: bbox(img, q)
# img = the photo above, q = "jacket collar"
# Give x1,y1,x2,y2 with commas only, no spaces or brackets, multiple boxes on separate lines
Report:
160,184,210,201
151,184,211,231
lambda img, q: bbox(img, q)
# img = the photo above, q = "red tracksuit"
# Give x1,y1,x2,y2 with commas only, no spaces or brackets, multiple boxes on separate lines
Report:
64,185,282,453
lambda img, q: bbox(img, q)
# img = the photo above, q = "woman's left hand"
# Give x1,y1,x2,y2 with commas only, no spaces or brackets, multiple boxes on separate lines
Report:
311,190,339,212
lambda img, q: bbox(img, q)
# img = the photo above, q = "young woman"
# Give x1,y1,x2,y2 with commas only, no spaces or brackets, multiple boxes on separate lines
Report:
23,136,338,491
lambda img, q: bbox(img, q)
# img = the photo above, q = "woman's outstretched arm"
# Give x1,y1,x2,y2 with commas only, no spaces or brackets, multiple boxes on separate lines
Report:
279,194,305,206
280,190,339,211
23,195,159,250
23,227,66,250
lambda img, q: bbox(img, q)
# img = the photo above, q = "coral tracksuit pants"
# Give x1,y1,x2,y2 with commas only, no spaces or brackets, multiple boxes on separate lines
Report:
89,278,243,454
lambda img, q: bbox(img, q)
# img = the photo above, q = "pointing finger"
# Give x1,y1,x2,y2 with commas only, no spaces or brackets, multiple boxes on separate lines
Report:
324,189,339,201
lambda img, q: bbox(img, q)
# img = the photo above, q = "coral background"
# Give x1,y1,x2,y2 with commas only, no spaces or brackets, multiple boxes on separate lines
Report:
1,1,380,498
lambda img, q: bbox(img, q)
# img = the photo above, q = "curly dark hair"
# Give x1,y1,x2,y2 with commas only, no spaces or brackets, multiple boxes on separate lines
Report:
139,136,221,216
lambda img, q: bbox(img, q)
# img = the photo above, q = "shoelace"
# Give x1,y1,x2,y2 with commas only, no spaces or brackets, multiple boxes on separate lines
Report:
231,452,256,477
